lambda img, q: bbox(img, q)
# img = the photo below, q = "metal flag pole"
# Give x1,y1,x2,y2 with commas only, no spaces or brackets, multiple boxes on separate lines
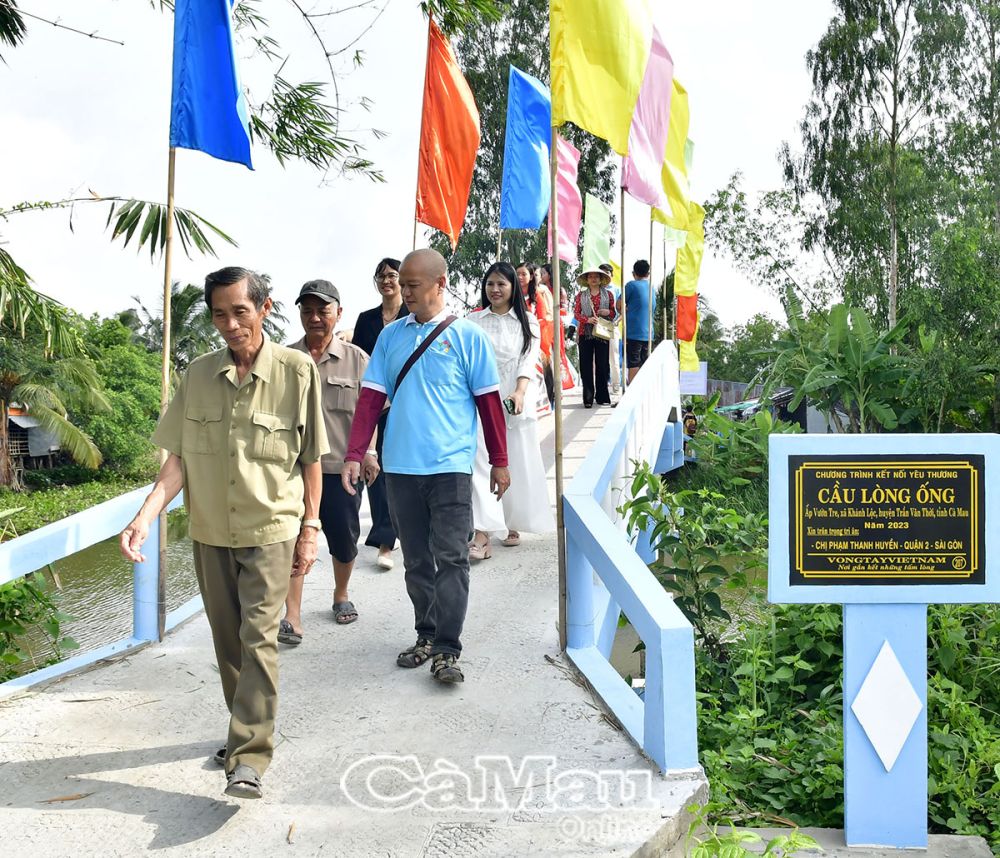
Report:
156,146,177,642
412,15,433,251
648,212,654,355
662,231,668,347
497,228,503,261
619,190,627,392
550,127,567,653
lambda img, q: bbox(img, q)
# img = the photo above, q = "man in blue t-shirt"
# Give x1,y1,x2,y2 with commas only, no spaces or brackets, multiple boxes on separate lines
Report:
621,259,652,382
343,249,509,684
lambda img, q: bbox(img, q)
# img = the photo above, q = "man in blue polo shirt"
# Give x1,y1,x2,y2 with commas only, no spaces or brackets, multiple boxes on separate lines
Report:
343,249,509,684
621,259,652,382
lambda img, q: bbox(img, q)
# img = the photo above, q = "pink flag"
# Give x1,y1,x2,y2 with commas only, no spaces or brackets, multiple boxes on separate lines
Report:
548,135,583,264
620,25,673,208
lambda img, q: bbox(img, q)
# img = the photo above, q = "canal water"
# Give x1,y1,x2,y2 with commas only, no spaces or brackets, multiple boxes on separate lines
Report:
22,512,200,670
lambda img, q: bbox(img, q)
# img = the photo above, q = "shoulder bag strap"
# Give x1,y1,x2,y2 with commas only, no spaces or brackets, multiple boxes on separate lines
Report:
394,315,457,391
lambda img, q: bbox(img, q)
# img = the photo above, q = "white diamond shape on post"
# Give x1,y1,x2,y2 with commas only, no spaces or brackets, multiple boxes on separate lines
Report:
851,640,923,772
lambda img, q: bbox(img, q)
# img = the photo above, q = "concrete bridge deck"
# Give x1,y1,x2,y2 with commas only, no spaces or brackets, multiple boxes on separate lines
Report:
0,390,706,857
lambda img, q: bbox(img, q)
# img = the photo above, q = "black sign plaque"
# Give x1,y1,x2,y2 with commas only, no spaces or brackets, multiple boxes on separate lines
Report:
789,453,985,586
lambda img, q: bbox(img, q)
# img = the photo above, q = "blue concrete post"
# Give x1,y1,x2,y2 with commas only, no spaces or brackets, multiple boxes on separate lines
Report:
133,515,160,643
844,603,928,848
565,528,595,650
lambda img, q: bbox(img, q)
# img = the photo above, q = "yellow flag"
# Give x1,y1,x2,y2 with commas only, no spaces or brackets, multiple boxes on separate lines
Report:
652,79,691,228
679,327,700,372
551,0,653,156
610,260,623,288
674,202,705,298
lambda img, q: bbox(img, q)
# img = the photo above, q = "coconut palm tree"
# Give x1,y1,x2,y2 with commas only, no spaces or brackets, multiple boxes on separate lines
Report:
131,282,222,371
131,280,290,371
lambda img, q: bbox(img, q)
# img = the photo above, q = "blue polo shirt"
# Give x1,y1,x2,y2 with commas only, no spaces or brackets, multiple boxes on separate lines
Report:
624,279,651,341
361,309,500,475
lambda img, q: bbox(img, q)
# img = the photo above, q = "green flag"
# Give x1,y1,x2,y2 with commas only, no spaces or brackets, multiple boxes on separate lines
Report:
581,193,611,271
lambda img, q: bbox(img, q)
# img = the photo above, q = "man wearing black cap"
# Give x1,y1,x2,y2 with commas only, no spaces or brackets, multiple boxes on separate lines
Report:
280,280,380,644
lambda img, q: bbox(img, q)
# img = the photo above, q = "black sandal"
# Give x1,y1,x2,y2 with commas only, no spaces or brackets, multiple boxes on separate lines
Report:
224,764,262,799
277,619,302,646
396,637,433,668
431,653,464,683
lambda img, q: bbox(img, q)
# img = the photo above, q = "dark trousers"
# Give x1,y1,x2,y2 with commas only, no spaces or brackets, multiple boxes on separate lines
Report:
386,472,473,656
364,412,397,549
579,336,611,405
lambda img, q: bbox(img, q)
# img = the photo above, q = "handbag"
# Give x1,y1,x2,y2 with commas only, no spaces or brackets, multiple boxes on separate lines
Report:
591,317,615,341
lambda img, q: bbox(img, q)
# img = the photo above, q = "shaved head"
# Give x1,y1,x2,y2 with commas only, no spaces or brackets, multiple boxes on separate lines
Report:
402,248,447,280
399,248,448,322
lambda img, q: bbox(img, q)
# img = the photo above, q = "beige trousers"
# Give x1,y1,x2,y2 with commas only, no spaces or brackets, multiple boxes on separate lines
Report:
192,538,295,776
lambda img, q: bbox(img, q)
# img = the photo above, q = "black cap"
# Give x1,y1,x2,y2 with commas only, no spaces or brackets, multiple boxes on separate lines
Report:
295,280,340,304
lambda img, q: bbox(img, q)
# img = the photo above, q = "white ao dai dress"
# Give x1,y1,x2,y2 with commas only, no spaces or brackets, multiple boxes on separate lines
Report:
468,307,556,535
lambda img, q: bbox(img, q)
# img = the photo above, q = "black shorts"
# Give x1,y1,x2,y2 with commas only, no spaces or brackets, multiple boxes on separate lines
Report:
319,472,363,563
626,339,650,369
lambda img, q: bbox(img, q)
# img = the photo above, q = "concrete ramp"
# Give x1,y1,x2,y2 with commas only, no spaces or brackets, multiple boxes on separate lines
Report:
0,390,706,856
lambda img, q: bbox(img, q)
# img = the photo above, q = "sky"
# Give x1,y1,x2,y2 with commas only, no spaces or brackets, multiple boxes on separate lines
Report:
0,0,835,338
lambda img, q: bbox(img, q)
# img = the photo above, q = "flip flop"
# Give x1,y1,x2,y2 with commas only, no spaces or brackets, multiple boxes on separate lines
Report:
332,601,358,625
277,619,302,646
213,745,226,767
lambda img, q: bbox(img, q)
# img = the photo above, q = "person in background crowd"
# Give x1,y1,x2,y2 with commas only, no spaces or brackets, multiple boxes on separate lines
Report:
467,263,555,560
573,266,617,408
351,257,408,571
599,263,623,394
119,267,328,800
621,259,652,382
343,249,509,684
536,263,556,408
279,280,379,641
516,262,537,312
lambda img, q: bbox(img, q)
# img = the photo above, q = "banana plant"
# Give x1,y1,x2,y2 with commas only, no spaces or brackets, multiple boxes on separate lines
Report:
764,291,912,433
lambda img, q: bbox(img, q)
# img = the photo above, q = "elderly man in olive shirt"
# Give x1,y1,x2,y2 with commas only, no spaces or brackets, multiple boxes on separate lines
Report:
279,279,379,641
120,267,328,800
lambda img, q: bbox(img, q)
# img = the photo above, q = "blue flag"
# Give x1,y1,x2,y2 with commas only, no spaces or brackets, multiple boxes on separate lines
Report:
169,0,253,169
499,67,551,230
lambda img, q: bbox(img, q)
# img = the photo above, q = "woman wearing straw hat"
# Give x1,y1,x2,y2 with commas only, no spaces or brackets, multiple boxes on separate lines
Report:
572,266,617,408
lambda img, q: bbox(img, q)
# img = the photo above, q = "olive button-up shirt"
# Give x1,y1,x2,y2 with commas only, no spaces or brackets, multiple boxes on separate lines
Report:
152,338,329,548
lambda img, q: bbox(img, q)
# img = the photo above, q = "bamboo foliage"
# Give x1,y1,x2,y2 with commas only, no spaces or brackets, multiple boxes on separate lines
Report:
103,198,237,259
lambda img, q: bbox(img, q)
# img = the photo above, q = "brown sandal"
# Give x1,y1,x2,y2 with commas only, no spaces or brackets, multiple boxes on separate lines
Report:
397,637,433,668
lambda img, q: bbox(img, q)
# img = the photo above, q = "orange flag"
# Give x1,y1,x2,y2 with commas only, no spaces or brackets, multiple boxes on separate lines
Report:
415,19,481,249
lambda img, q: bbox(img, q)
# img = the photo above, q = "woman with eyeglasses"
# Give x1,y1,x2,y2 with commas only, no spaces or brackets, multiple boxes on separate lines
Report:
351,257,408,570
466,262,555,560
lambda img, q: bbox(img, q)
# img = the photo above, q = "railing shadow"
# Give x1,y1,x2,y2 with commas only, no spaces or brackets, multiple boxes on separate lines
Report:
0,488,200,698
563,342,699,772
1,741,239,849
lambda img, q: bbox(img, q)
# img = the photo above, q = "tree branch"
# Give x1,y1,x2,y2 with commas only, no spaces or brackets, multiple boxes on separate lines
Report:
1,1,124,46
329,0,390,57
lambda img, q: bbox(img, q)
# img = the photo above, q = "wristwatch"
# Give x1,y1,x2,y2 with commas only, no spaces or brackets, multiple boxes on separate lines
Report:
301,519,322,531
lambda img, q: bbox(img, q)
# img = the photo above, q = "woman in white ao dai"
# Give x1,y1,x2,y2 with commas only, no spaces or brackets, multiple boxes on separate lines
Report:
467,263,556,560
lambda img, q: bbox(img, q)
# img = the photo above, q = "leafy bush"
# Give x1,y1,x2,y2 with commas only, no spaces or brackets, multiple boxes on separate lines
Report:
695,600,1000,852
697,604,845,827
687,404,800,493
621,462,767,660
0,575,78,682
21,464,117,488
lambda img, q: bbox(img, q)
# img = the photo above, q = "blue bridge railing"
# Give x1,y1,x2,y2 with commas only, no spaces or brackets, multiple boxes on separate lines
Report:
0,486,198,698
563,342,700,772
